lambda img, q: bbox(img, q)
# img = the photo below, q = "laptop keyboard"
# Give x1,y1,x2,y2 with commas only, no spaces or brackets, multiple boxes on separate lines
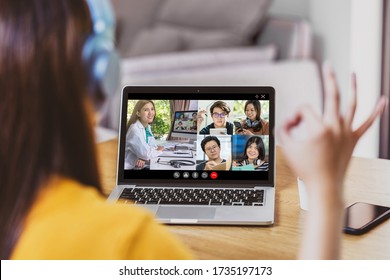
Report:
119,187,264,206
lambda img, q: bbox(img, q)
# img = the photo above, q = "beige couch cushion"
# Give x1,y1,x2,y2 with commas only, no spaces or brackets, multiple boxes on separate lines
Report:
124,0,272,57
122,45,277,75
129,25,183,57
158,0,271,37
112,0,163,55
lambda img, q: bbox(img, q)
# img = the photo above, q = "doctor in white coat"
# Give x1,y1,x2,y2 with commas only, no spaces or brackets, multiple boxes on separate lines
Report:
125,100,164,169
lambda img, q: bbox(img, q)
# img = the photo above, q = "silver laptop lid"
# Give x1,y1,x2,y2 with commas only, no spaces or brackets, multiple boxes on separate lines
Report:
117,86,275,188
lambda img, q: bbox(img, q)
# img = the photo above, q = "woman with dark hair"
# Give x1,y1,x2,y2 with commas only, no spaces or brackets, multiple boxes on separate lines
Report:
125,100,164,169
236,100,269,135
0,0,191,259
233,136,269,171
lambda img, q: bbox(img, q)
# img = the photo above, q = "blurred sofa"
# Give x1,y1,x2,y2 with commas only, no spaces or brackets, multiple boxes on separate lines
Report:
98,0,322,142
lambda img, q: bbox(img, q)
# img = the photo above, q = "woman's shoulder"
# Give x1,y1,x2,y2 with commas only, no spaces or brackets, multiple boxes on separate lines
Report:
261,119,269,129
127,121,145,140
255,161,269,171
128,120,143,131
12,177,192,259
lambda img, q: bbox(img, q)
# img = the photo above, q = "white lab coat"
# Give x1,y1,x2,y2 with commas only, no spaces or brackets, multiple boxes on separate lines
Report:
124,120,162,169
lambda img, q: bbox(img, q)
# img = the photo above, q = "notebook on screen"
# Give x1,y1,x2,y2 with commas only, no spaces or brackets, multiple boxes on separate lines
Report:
108,86,275,225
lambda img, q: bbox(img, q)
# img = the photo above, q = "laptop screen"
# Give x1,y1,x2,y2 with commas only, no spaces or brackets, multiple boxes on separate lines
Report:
118,86,275,185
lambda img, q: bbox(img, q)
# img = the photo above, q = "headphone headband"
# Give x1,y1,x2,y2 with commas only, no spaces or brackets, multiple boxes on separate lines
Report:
246,117,259,128
244,159,262,166
87,0,116,39
83,0,120,100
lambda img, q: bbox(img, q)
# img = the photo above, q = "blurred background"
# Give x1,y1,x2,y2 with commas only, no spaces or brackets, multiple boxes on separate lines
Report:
269,0,386,159
100,0,389,159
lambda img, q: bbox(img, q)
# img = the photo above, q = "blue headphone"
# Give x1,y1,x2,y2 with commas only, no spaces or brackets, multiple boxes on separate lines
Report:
83,0,120,98
245,118,259,128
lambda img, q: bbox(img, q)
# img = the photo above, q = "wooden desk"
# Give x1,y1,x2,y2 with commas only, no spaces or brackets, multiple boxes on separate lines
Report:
97,139,390,259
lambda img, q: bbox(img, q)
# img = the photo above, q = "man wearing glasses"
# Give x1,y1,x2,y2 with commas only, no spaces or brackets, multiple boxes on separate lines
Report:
196,136,226,170
198,101,234,135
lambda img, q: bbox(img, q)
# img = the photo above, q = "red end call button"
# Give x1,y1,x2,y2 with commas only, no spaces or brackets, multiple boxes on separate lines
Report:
210,172,218,179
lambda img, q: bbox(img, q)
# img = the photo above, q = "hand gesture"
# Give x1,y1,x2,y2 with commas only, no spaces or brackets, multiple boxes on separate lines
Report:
197,109,207,127
279,63,387,260
280,64,387,195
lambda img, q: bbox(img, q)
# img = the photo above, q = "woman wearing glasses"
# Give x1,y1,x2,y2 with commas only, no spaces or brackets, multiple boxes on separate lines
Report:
198,101,234,135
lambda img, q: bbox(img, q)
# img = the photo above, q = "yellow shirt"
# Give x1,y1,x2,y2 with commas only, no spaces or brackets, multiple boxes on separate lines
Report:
11,177,193,260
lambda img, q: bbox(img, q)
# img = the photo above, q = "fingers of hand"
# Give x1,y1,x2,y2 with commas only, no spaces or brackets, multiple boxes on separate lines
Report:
293,106,322,131
323,62,341,123
199,109,206,116
279,106,322,146
279,113,301,146
354,96,388,139
345,73,357,127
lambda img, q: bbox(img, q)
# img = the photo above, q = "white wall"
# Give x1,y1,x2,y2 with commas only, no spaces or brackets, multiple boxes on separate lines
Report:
310,0,351,104
269,0,310,19
270,0,383,158
350,0,383,158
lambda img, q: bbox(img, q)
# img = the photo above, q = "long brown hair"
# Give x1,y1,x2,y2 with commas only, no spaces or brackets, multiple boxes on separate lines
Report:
126,100,156,130
0,0,102,259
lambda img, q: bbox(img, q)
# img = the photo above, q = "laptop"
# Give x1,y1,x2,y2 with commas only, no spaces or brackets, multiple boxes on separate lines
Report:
108,86,275,225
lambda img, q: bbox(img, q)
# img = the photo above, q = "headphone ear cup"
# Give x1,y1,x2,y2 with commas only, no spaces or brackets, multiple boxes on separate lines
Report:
245,118,251,127
245,118,259,128
251,120,259,127
83,35,120,99
83,35,120,97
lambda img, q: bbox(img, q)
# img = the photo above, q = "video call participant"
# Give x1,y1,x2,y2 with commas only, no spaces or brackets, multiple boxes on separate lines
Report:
177,113,187,121
188,112,198,131
236,100,269,135
198,101,234,135
196,136,226,170
175,121,186,130
125,100,164,169
233,136,269,171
